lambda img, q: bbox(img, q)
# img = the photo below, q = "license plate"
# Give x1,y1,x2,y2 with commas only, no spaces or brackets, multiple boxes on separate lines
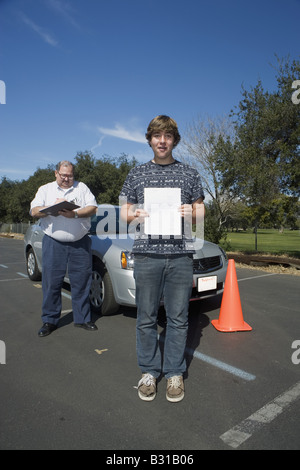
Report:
197,276,217,292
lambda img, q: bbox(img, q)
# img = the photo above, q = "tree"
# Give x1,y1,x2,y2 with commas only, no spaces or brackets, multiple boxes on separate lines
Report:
261,195,299,230
204,200,227,244
271,56,300,194
179,115,236,229
74,151,99,198
0,177,15,222
224,56,300,200
215,56,300,248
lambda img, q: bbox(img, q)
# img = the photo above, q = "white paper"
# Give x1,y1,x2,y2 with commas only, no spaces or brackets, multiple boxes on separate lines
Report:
144,188,182,236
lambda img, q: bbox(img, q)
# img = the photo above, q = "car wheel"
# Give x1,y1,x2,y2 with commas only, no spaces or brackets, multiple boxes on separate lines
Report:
26,248,42,281
90,258,119,316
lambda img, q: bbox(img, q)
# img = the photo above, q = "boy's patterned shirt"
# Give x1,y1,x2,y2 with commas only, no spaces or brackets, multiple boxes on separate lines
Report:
119,160,204,254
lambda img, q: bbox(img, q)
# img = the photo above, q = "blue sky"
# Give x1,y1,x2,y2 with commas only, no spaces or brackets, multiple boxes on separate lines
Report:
1,0,299,181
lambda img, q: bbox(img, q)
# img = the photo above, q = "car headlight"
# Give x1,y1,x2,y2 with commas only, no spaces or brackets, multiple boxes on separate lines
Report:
121,251,135,270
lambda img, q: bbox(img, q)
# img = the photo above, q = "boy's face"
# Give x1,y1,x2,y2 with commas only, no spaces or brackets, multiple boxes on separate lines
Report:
150,131,175,161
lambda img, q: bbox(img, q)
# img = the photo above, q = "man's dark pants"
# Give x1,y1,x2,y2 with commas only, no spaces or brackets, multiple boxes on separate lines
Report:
41,234,92,326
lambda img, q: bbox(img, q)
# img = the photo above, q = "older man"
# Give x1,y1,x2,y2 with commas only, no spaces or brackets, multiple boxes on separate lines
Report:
30,161,98,337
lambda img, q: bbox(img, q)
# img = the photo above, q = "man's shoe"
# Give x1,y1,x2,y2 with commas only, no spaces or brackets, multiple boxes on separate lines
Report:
38,323,57,337
137,373,157,401
166,375,184,402
74,321,98,331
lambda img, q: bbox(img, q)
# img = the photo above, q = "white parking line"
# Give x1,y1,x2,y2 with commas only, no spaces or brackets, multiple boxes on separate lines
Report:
237,273,278,282
158,335,256,381
0,264,8,268
191,271,279,381
220,381,300,448
0,272,28,281
185,347,256,381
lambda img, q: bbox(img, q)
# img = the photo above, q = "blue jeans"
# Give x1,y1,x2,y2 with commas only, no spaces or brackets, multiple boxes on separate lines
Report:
134,254,193,379
41,234,92,325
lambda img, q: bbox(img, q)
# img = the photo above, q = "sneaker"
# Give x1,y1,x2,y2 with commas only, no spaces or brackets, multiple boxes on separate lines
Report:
166,375,184,402
137,373,157,401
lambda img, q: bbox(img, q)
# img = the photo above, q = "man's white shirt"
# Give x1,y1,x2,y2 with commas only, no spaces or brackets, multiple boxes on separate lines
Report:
30,181,97,242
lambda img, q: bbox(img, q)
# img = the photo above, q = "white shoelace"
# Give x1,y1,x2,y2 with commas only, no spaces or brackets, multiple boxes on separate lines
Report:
168,375,182,388
138,373,155,387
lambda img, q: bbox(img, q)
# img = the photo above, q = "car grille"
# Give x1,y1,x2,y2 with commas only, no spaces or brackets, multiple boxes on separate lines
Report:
193,255,222,273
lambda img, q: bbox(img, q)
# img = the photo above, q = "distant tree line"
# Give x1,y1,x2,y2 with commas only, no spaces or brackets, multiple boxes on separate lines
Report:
0,152,137,223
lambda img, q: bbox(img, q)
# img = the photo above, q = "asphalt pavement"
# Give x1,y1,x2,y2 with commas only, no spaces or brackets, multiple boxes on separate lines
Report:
0,236,299,454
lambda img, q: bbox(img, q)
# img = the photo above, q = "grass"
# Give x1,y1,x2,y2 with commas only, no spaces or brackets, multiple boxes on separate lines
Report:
219,229,300,258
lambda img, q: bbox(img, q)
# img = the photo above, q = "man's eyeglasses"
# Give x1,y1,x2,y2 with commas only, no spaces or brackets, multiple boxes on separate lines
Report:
58,173,74,180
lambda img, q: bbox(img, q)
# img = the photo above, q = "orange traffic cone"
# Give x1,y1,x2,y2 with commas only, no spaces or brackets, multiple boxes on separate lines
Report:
211,259,252,332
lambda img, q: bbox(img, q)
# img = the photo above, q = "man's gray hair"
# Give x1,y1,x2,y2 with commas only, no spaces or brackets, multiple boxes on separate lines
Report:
56,160,74,172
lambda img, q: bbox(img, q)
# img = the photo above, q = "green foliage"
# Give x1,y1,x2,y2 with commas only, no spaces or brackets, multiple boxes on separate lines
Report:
203,200,227,245
220,229,300,257
74,151,138,205
212,56,300,249
0,153,137,223
218,56,300,201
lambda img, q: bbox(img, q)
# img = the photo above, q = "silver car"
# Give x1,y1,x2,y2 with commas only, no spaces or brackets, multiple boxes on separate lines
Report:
24,204,228,316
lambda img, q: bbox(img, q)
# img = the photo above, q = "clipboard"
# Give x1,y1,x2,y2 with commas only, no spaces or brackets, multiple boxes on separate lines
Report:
39,201,80,216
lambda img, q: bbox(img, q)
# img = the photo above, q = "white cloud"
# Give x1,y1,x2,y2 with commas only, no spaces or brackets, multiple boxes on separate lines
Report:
19,13,58,47
97,124,146,144
46,0,80,29
90,136,105,152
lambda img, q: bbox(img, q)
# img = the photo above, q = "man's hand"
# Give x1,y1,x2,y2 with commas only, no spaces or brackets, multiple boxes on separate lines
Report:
121,204,149,224
178,204,193,223
130,206,149,221
58,205,96,218
58,209,76,218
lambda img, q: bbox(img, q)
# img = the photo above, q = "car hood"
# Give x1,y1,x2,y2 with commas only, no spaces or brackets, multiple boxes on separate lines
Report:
91,234,222,258
194,239,222,258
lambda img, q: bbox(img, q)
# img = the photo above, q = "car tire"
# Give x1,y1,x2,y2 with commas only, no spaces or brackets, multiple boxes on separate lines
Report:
90,258,119,316
26,247,42,281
